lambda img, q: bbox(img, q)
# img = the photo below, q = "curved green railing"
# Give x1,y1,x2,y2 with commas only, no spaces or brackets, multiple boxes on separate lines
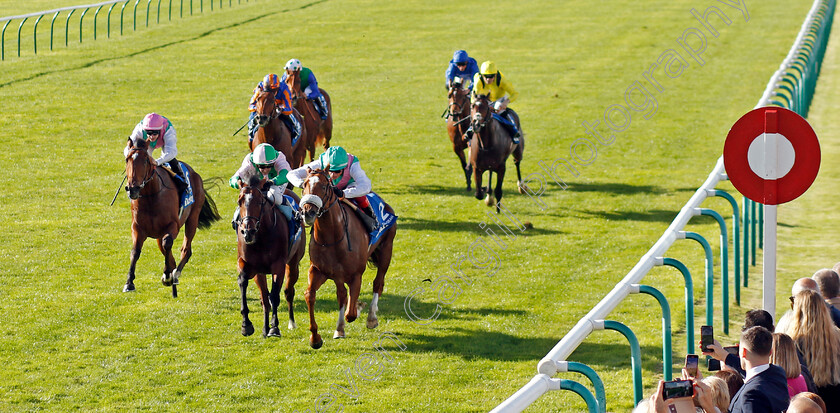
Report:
1,0,256,61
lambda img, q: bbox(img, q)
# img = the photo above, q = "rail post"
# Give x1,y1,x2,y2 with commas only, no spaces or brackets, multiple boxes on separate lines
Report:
682,231,714,329
657,257,694,354
698,208,729,334
631,284,672,381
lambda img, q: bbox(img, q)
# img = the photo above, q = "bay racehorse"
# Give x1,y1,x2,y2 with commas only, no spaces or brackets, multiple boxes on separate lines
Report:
445,77,472,190
285,70,333,162
235,176,306,338
251,89,307,168
124,138,221,297
469,94,525,213
299,169,396,349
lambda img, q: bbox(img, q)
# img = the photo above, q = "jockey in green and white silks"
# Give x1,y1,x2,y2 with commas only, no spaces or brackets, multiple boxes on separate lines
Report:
287,146,378,232
229,143,294,228
123,112,188,195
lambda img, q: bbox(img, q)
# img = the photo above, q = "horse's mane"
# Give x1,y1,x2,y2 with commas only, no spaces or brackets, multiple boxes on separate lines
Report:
134,137,149,151
246,174,262,188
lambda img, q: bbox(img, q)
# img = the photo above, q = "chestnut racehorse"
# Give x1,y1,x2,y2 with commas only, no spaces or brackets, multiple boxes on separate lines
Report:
468,94,525,213
299,169,396,349
235,176,306,338
445,78,472,190
285,70,333,162
124,138,221,297
251,90,307,167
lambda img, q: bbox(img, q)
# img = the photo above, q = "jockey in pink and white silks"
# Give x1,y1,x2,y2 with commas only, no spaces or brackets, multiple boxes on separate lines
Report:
123,112,188,195
229,143,294,229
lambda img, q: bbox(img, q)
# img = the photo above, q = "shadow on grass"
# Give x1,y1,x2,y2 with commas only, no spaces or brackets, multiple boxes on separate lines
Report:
577,209,678,223
396,215,564,235
0,0,329,89
566,182,670,195
378,184,474,198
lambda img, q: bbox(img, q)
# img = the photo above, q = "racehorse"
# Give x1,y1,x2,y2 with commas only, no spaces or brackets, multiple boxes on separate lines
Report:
251,89,307,167
468,94,525,213
445,77,472,190
284,70,333,162
124,138,221,297
299,169,396,349
235,176,306,338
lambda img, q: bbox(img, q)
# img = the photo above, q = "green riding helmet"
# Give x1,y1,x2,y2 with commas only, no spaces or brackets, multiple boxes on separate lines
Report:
320,146,348,171
252,143,279,167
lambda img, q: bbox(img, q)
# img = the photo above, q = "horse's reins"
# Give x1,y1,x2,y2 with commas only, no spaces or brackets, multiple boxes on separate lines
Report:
306,174,352,251
471,99,492,151
126,149,168,198
239,188,270,234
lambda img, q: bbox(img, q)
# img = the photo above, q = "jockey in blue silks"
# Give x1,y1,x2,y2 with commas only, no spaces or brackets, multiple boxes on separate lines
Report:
444,50,479,91
282,58,329,120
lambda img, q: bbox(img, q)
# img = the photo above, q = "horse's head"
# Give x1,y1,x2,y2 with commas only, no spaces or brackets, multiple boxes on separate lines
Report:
284,70,303,105
253,89,277,128
448,77,470,117
237,175,270,244
124,138,155,200
471,93,492,131
299,168,336,226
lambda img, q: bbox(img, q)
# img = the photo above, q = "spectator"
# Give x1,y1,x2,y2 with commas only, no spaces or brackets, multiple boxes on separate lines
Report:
702,376,730,413
704,309,774,377
770,333,807,397
728,326,789,413
787,395,823,413
776,278,819,332
779,290,840,410
812,268,840,327
714,369,744,404
796,392,827,413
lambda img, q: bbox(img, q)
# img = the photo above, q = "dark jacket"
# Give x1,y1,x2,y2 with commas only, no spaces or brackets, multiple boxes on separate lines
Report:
729,364,790,413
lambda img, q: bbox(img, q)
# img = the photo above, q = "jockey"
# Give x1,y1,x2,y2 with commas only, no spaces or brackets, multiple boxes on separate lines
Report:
248,73,302,143
445,50,479,91
287,146,378,233
282,59,329,120
471,61,521,144
229,143,294,229
124,112,188,196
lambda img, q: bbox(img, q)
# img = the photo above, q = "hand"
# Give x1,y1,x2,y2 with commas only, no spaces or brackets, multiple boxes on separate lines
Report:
699,339,727,361
692,379,716,412
652,380,667,412
333,187,344,199
681,368,703,381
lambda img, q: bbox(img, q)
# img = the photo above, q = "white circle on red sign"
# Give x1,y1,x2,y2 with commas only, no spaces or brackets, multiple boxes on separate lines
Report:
746,133,796,180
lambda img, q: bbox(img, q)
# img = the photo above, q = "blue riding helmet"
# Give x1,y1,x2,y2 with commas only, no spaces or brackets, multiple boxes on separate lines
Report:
453,50,469,64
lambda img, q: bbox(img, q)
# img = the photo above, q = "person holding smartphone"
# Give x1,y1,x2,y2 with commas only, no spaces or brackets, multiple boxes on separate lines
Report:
728,326,789,413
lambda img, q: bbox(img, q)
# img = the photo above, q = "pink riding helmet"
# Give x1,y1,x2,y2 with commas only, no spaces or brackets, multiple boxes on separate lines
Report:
141,113,167,134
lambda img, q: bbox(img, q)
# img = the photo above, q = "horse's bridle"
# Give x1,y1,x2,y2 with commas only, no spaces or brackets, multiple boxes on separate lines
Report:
300,172,351,250
255,91,280,128
238,187,269,233
471,96,493,150
125,148,161,197
446,87,470,126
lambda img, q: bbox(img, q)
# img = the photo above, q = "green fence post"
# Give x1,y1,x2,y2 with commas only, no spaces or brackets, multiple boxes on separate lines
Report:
134,0,141,31
742,197,749,287
758,203,764,249
600,320,643,406
659,257,694,355
33,14,45,55
558,362,606,413
2,20,9,60
146,0,152,27
191,0,194,16
632,284,672,381
683,231,714,329
79,8,89,43
107,3,117,38
50,12,60,50
699,208,729,334
121,1,130,36
158,0,163,23
711,189,740,305
560,380,598,413
750,200,757,265
94,5,104,40
17,17,28,57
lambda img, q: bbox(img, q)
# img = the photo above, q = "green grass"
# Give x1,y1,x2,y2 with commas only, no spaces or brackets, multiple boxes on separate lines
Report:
0,0,830,411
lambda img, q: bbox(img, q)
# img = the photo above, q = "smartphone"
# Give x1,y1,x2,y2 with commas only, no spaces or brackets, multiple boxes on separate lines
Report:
684,354,699,377
700,325,714,351
662,379,694,400
708,358,721,371
724,345,739,356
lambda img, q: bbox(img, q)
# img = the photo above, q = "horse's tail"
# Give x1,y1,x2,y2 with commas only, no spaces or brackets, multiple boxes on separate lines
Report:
367,250,380,270
198,177,223,229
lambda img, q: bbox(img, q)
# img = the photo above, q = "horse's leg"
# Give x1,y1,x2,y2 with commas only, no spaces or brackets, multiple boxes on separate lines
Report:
305,266,328,349
333,279,349,339
345,274,362,324
495,166,507,214
485,171,495,206
254,273,272,338
157,233,177,288
514,139,525,194
172,197,201,286
454,143,471,191
473,167,484,200
124,229,146,292
266,271,282,337
368,228,396,329
238,267,255,336
284,261,300,330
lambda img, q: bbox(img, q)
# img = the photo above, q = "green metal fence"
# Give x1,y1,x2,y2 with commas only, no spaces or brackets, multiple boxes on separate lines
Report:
1,0,256,61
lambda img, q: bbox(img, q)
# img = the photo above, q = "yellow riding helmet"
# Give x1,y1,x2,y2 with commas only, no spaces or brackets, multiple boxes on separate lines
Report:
480,61,497,76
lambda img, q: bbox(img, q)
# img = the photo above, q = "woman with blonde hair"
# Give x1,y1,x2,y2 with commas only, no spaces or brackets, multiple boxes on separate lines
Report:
780,290,840,410
771,333,808,397
700,376,729,413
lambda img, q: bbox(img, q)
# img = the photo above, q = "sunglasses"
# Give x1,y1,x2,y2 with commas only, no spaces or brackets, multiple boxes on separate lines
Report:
456,62,467,66
145,130,160,136
483,74,496,79
257,165,272,170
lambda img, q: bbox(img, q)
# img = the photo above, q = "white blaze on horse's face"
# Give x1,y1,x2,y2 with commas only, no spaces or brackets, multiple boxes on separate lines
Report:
132,152,139,161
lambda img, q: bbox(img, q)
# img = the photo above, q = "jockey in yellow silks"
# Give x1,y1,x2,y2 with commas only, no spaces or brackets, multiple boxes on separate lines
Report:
470,61,521,144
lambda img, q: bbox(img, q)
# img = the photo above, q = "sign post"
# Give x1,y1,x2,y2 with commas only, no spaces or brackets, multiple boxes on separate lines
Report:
723,107,820,319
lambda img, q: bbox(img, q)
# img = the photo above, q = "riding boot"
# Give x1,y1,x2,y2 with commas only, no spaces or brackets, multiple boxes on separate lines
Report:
355,205,379,233
315,95,329,120
232,207,240,231
247,112,257,142
464,126,474,147
282,114,302,143
504,112,521,144
167,158,188,198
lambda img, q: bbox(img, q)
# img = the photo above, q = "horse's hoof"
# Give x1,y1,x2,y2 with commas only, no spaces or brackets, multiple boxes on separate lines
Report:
241,323,255,337
333,330,346,339
172,271,180,285
267,327,282,338
310,334,323,349
366,318,379,329
288,320,297,330
485,194,495,206
161,273,172,287
517,181,526,194
123,283,135,292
